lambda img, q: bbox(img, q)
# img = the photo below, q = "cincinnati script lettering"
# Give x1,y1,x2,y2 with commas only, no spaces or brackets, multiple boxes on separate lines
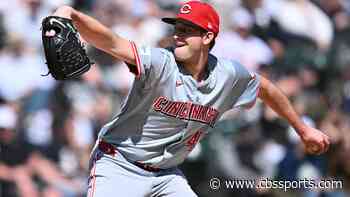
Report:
152,96,219,127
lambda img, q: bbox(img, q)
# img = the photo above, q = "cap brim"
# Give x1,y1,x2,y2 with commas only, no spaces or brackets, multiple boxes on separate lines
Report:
161,17,203,29
161,17,177,25
161,17,211,35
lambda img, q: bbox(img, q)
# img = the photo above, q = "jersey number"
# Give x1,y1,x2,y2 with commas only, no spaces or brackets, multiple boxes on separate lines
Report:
186,129,203,151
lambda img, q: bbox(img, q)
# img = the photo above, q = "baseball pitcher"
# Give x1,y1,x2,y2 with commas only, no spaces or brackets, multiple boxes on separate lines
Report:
42,1,330,197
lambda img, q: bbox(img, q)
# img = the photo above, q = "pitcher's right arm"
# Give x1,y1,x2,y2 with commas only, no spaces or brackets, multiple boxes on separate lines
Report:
51,6,139,72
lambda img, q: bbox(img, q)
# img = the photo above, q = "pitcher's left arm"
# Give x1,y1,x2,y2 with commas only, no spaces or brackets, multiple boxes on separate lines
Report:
258,76,330,155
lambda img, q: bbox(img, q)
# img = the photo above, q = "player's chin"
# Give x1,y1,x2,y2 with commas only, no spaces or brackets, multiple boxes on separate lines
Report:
174,47,191,61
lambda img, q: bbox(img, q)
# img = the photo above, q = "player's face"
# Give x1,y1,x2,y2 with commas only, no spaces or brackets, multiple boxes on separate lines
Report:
172,22,207,62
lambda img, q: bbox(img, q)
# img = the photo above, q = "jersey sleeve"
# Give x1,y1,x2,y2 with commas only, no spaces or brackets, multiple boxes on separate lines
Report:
128,41,173,87
232,62,261,109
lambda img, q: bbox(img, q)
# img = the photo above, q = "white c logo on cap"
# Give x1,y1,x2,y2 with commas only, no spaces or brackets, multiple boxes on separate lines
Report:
180,4,192,14
208,22,213,29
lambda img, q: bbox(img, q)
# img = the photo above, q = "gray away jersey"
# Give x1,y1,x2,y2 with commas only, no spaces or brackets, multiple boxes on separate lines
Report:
99,42,260,169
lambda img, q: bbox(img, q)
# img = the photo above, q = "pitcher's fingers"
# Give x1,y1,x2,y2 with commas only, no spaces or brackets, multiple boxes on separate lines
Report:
323,136,330,153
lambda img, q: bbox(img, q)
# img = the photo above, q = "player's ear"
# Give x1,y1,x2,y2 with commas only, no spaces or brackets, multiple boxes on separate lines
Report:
202,32,215,46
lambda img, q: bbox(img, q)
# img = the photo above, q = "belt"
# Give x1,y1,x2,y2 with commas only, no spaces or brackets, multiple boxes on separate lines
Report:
97,140,161,172
98,140,117,156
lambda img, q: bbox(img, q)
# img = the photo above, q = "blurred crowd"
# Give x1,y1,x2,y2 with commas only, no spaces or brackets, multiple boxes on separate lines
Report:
0,0,350,197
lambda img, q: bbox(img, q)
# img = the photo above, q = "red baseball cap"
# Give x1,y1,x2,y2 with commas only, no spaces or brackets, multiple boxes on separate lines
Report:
162,1,220,37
